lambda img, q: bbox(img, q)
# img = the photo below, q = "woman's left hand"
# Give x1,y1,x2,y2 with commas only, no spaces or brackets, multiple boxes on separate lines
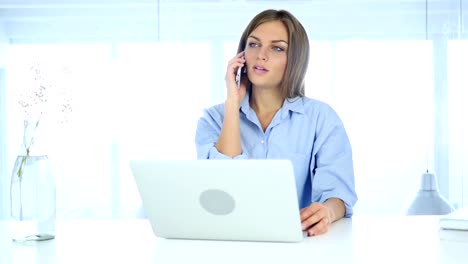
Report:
300,202,332,236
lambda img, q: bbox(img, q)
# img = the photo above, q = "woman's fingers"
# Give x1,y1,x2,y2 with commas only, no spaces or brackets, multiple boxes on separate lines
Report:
226,56,246,80
301,209,323,230
308,217,329,236
300,203,321,222
224,52,247,103
300,202,332,236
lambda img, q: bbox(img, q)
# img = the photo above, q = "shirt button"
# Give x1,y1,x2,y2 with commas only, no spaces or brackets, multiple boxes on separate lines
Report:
261,140,265,144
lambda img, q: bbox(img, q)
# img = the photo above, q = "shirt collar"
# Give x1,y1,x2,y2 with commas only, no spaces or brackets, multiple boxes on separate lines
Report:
239,93,251,114
240,93,305,118
239,93,258,123
281,96,305,116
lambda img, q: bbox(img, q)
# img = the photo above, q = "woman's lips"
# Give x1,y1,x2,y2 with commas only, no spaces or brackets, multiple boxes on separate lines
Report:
253,65,269,74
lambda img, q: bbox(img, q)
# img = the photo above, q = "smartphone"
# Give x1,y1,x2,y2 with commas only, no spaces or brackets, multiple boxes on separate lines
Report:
235,56,245,89
236,66,242,89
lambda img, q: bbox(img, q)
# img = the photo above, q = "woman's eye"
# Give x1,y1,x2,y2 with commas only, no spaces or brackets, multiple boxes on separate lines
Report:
273,46,285,52
248,42,259,48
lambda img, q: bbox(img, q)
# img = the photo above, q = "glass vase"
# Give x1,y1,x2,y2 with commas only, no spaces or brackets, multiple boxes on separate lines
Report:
10,119,56,242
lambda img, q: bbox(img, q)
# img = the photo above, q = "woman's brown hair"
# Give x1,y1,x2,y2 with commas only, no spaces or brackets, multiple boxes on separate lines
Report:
237,9,310,98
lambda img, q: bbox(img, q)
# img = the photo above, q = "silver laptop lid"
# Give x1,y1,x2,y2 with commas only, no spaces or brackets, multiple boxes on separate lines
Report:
130,159,304,242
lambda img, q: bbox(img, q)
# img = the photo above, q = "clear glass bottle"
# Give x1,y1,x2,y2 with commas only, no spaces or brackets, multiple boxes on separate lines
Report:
10,119,56,242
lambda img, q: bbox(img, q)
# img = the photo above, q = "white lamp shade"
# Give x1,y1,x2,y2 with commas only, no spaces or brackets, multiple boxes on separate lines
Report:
406,173,454,215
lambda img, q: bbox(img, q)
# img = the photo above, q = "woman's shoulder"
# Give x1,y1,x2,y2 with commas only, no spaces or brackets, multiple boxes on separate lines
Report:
299,96,337,115
294,96,344,126
201,102,225,119
205,102,225,112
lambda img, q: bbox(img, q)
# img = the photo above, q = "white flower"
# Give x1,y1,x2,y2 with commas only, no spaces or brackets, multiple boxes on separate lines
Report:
16,61,72,125
15,62,73,178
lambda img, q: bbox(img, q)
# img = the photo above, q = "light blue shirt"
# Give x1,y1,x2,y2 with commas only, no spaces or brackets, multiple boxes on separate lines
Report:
195,94,357,217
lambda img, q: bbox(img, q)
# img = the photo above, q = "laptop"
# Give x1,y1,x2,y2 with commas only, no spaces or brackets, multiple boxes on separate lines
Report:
129,159,305,243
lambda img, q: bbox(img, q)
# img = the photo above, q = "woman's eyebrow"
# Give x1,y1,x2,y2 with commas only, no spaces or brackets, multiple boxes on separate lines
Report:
248,35,289,45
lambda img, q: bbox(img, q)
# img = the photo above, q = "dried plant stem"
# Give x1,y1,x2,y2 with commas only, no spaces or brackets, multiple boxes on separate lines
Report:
16,118,40,179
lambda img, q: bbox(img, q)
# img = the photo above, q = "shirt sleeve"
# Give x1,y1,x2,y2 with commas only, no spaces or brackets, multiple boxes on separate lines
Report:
310,108,358,217
195,107,248,160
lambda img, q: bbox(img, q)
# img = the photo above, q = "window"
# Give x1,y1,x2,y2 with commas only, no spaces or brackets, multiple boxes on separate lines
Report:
1,1,467,219
447,40,468,208
305,40,434,215
5,43,211,218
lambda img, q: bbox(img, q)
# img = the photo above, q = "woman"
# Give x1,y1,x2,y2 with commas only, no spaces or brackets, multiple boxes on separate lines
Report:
195,9,357,236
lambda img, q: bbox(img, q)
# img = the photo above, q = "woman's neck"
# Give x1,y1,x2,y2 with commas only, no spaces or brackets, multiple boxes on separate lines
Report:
249,87,284,115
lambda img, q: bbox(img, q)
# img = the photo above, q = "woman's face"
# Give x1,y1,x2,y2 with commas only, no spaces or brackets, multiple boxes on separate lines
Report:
244,20,289,90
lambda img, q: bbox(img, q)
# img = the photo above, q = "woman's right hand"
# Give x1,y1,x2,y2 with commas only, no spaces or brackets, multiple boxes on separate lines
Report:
225,51,248,106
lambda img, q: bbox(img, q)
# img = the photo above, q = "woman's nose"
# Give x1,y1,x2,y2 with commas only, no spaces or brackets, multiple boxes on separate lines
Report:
257,48,268,61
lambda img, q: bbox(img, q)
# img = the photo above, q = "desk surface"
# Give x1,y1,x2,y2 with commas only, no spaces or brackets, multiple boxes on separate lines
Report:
1,216,467,264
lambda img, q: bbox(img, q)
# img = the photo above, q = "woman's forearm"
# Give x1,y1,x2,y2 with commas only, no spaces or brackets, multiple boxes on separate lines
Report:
215,100,242,157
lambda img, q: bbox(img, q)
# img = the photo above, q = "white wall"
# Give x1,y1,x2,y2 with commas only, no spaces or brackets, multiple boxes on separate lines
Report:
0,21,8,219
0,1,453,43
0,22,7,66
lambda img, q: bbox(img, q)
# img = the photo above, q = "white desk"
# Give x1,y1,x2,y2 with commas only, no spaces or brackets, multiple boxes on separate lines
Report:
1,216,467,264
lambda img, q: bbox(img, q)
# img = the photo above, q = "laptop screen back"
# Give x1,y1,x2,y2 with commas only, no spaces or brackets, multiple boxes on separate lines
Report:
130,159,304,242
